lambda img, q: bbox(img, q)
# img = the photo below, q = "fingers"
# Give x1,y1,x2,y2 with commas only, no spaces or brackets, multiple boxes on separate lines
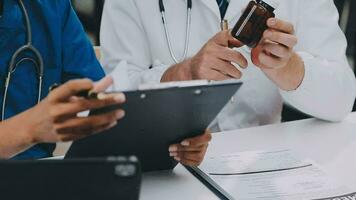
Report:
175,151,207,166
168,131,212,166
57,121,118,142
206,69,232,81
192,65,231,81
190,30,248,80
257,51,283,69
180,159,204,166
264,18,298,48
49,79,94,102
212,30,244,47
212,30,231,46
228,35,244,48
55,109,125,135
263,43,291,58
252,18,298,70
169,145,208,166
211,61,242,79
49,77,117,105
92,76,114,92
216,46,248,68
169,144,206,152
203,44,247,79
180,131,212,147
193,61,242,81
51,93,126,118
267,18,295,34
263,30,298,48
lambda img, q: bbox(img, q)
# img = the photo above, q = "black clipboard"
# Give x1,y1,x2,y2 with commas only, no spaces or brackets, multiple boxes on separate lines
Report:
0,157,141,200
65,80,243,172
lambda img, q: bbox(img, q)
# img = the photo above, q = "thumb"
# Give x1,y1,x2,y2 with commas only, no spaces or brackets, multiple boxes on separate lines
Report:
49,79,93,102
251,46,263,67
92,76,113,93
228,30,244,48
212,30,231,47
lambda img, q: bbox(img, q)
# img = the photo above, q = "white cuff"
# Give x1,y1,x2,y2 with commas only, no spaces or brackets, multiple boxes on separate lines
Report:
109,61,136,91
141,60,171,85
109,60,171,91
279,52,314,104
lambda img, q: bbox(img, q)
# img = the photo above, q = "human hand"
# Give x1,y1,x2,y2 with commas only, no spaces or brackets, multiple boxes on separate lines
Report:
25,76,126,143
161,31,248,82
168,130,212,166
251,18,298,70
251,18,304,91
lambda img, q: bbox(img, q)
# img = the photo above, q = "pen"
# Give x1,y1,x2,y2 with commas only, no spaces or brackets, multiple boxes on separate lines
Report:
221,19,229,31
222,20,237,49
49,83,109,100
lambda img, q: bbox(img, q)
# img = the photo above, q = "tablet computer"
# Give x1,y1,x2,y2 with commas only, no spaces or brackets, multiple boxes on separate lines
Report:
66,80,242,172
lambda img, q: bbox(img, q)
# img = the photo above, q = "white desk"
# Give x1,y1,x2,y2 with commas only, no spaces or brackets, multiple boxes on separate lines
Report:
140,113,356,200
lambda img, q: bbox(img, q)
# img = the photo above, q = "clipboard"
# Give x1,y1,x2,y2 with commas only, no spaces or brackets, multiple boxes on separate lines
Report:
0,157,141,200
65,80,243,172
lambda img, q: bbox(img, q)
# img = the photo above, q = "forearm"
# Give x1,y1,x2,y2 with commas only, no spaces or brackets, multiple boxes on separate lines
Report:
262,52,305,91
280,53,356,121
0,111,35,158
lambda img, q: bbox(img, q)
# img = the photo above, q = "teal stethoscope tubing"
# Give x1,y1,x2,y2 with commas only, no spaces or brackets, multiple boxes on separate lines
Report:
1,0,44,121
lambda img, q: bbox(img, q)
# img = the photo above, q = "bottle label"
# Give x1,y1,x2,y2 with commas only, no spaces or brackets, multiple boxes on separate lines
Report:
234,5,257,38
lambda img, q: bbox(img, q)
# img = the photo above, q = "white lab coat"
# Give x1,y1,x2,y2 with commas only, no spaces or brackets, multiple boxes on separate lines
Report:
100,0,356,131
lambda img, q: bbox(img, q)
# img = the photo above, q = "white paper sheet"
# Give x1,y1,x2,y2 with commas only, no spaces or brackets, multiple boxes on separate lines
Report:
199,150,353,200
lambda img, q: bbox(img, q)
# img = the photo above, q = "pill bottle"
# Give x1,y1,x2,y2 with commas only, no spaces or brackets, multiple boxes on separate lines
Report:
231,0,279,48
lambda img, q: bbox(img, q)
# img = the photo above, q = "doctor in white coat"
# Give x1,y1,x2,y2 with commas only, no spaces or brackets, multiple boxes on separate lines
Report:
100,0,356,163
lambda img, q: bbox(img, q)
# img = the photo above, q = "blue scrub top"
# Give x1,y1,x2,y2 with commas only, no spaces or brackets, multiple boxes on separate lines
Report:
0,0,105,159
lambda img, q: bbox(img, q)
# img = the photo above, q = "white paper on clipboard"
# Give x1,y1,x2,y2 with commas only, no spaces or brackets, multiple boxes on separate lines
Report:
196,149,354,200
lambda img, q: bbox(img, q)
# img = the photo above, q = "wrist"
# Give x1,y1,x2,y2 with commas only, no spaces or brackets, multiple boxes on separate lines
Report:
0,110,37,158
19,109,40,146
161,59,193,82
262,52,305,91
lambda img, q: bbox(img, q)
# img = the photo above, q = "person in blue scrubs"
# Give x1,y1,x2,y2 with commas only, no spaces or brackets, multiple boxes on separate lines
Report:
0,0,211,166
0,0,126,159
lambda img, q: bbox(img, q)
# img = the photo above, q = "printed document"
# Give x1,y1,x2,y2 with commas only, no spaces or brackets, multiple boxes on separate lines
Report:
198,150,354,200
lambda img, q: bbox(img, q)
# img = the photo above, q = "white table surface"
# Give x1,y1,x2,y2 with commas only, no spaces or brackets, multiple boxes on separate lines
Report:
140,113,356,200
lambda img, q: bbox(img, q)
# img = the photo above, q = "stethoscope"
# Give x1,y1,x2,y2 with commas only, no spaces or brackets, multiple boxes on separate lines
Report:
1,0,44,121
159,0,192,64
